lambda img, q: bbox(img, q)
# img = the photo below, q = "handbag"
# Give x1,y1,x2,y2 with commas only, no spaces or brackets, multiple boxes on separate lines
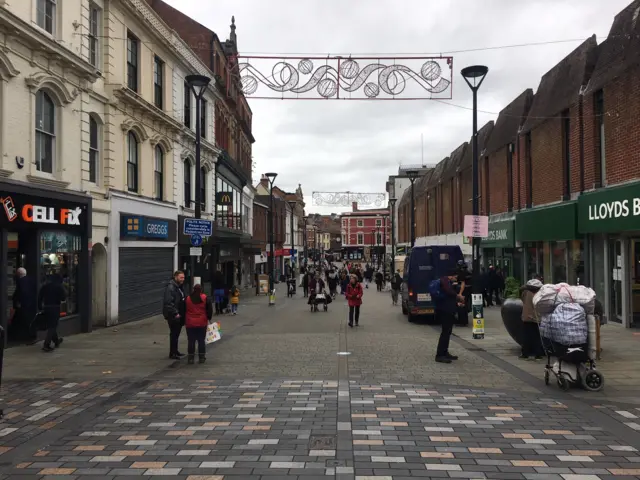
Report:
206,321,222,344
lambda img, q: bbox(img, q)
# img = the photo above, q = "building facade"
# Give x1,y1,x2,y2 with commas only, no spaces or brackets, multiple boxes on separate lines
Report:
340,203,391,266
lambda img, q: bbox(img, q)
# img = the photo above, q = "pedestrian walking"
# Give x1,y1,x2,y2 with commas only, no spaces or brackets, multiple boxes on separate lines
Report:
303,271,310,297
375,270,383,292
519,279,544,360
230,285,240,315
162,270,186,359
390,270,402,305
11,267,37,344
38,273,66,352
434,269,464,364
184,284,213,364
346,274,363,327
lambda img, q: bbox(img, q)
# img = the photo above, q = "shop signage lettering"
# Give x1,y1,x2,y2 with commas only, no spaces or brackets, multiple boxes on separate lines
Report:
121,214,175,241
2,196,83,227
482,220,515,248
487,229,508,241
578,182,640,234
587,199,640,220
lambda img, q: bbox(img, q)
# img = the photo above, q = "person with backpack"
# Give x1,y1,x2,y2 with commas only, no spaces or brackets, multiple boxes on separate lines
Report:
432,269,465,364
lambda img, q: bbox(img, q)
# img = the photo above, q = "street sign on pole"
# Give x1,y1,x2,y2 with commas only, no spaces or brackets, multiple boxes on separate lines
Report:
463,215,489,238
184,219,213,236
190,247,202,256
190,233,203,247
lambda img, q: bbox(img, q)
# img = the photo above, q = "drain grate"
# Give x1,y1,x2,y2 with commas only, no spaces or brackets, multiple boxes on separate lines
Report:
309,435,336,450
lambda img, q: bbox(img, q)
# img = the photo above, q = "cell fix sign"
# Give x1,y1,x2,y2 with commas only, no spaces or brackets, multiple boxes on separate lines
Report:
578,182,640,234
0,193,85,229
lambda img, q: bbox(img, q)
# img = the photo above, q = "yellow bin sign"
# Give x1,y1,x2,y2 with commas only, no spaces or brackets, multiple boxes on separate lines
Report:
471,293,485,339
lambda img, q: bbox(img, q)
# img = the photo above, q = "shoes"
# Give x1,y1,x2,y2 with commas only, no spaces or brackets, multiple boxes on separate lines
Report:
176,352,186,358
54,338,63,348
535,356,544,360
355,322,359,326
435,355,452,364
42,345,54,352
169,353,185,360
518,354,529,359
348,322,353,328
187,356,195,365
445,353,458,360
233,312,237,315
199,356,206,364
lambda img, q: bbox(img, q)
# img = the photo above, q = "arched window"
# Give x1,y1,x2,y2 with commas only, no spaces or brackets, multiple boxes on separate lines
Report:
127,131,138,192
154,146,163,200
200,167,206,211
89,116,99,183
183,159,192,207
35,90,55,173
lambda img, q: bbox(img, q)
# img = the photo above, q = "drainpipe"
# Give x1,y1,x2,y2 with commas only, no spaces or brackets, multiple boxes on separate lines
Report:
516,128,522,210
578,86,586,193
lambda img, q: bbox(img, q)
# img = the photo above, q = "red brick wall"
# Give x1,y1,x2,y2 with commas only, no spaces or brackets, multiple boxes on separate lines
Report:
441,179,453,234
530,117,564,205
253,204,268,247
568,104,582,194
486,146,510,214
582,92,599,190
460,168,472,220
428,193,436,235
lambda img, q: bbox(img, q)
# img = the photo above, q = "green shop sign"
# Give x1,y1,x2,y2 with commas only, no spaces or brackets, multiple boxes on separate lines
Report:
578,182,640,234
482,220,515,248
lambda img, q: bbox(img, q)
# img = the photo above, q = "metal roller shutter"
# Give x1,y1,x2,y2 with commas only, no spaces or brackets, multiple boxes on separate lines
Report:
118,247,174,323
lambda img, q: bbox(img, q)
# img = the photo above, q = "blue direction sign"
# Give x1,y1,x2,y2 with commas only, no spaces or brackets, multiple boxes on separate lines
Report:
184,218,213,236
190,233,203,246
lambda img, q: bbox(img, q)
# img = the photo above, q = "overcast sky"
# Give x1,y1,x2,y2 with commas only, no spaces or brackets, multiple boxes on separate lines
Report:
166,0,629,215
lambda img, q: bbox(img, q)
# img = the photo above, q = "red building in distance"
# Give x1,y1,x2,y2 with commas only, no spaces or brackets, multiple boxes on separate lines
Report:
340,202,390,265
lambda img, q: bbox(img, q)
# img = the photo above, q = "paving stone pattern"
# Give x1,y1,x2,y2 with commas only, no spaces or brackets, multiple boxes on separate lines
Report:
0,379,638,479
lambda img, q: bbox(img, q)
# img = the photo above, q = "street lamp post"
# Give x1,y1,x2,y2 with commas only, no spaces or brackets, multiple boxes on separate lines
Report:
185,74,211,288
461,65,489,300
371,229,375,266
389,198,397,272
303,216,308,266
376,226,382,271
313,225,318,267
405,170,419,249
383,216,387,277
265,172,278,305
288,201,297,281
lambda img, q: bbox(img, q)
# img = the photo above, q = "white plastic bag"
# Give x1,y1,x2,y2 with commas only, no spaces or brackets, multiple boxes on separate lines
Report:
533,283,596,315
206,322,222,344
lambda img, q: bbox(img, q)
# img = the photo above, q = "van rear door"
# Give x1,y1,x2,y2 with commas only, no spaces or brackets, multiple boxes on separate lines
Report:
407,248,435,314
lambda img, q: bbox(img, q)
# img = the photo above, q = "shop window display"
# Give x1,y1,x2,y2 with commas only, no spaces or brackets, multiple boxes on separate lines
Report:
568,240,585,285
40,232,80,316
550,240,568,284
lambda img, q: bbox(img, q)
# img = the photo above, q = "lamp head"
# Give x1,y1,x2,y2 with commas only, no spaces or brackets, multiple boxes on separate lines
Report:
265,172,278,182
461,65,488,89
389,198,397,207
405,169,419,180
185,74,211,98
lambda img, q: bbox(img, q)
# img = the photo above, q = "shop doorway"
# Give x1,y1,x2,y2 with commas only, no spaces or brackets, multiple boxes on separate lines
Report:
91,243,107,327
609,238,623,324
629,238,640,328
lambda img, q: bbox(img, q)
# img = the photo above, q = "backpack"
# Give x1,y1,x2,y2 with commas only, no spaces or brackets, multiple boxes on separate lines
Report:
428,278,445,301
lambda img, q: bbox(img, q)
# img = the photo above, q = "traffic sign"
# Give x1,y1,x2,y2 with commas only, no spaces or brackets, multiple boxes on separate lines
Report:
190,233,203,246
184,218,212,236
190,247,202,256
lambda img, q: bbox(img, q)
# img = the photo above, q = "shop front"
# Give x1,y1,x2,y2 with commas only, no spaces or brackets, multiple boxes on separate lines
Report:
0,180,92,341
578,182,640,328
342,246,365,262
109,193,177,325
515,201,583,285
481,219,522,282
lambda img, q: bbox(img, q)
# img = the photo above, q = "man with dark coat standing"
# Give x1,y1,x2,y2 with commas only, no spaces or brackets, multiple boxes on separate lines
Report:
12,267,37,344
163,270,186,359
38,273,66,352
434,269,465,364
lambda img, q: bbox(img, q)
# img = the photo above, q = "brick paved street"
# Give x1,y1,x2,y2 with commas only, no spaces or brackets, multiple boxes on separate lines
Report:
0,287,639,479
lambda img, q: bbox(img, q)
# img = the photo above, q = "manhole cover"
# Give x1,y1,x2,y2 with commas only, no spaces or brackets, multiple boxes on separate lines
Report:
326,459,346,467
309,435,336,450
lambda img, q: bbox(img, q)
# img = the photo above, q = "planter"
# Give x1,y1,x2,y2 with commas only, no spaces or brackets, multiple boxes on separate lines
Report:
501,297,524,346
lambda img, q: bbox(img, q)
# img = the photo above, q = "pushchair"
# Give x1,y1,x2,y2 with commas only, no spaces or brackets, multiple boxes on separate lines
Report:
534,284,604,392
309,289,331,312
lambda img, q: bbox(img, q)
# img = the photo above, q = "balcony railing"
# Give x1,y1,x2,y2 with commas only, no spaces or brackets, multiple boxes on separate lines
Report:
216,214,242,230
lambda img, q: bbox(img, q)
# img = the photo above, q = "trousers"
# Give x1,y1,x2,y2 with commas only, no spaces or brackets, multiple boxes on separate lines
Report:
186,326,206,358
167,320,182,356
436,311,455,357
521,322,544,357
348,305,360,325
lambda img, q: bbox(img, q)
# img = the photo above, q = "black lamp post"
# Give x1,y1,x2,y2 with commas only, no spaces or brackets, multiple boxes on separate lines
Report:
405,170,419,249
383,216,387,276
370,229,375,265
185,74,211,287
265,172,278,304
461,65,488,299
288,201,297,279
389,198,397,272
303,216,308,265
313,225,318,267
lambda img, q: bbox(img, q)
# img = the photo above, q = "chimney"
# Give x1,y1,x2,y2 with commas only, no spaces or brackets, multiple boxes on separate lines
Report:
352,202,358,212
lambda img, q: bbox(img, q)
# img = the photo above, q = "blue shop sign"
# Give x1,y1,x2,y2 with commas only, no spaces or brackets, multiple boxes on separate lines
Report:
120,214,177,241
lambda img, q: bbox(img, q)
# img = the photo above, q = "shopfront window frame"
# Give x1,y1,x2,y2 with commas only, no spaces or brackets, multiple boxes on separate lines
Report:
40,231,82,317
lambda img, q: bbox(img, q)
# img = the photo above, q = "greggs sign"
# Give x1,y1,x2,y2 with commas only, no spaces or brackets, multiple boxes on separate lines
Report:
1,194,85,228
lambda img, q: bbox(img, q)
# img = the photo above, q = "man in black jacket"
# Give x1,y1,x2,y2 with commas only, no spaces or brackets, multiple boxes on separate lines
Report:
163,270,186,359
435,269,465,364
38,274,66,352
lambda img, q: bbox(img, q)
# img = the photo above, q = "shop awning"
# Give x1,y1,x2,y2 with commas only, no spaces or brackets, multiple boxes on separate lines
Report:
515,201,579,242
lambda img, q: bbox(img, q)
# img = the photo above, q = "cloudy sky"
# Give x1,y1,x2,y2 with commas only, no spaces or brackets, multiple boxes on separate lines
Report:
166,0,628,215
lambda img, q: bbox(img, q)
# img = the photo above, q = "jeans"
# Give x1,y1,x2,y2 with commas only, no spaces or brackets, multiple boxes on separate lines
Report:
391,289,399,304
167,319,182,357
348,305,360,325
436,311,455,357
521,322,544,357
43,306,60,347
231,303,238,313
186,326,206,359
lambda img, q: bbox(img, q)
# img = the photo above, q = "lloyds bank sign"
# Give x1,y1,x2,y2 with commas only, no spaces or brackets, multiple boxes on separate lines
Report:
578,182,640,234
482,220,515,248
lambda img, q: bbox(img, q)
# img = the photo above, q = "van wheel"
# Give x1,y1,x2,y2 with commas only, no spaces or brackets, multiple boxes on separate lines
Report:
402,302,408,315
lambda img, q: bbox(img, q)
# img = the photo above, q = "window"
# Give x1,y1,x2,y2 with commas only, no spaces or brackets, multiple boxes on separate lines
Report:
200,167,206,211
126,33,138,92
184,160,192,207
200,99,207,138
357,233,364,244
357,219,363,227
89,116,99,183
40,232,81,315
37,0,56,35
153,56,163,108
126,132,138,192
562,111,570,198
507,143,514,211
376,219,382,227
88,3,100,67
35,90,55,174
154,146,163,200
183,81,191,128
595,90,606,186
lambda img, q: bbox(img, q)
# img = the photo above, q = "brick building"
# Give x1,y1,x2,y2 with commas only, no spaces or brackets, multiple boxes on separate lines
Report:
394,0,640,328
340,203,391,266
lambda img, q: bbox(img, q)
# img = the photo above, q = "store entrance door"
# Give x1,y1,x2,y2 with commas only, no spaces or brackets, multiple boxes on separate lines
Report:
629,238,640,328
609,238,623,324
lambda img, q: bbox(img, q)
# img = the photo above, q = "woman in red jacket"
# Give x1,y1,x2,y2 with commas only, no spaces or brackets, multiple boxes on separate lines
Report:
346,274,364,327
185,284,213,364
